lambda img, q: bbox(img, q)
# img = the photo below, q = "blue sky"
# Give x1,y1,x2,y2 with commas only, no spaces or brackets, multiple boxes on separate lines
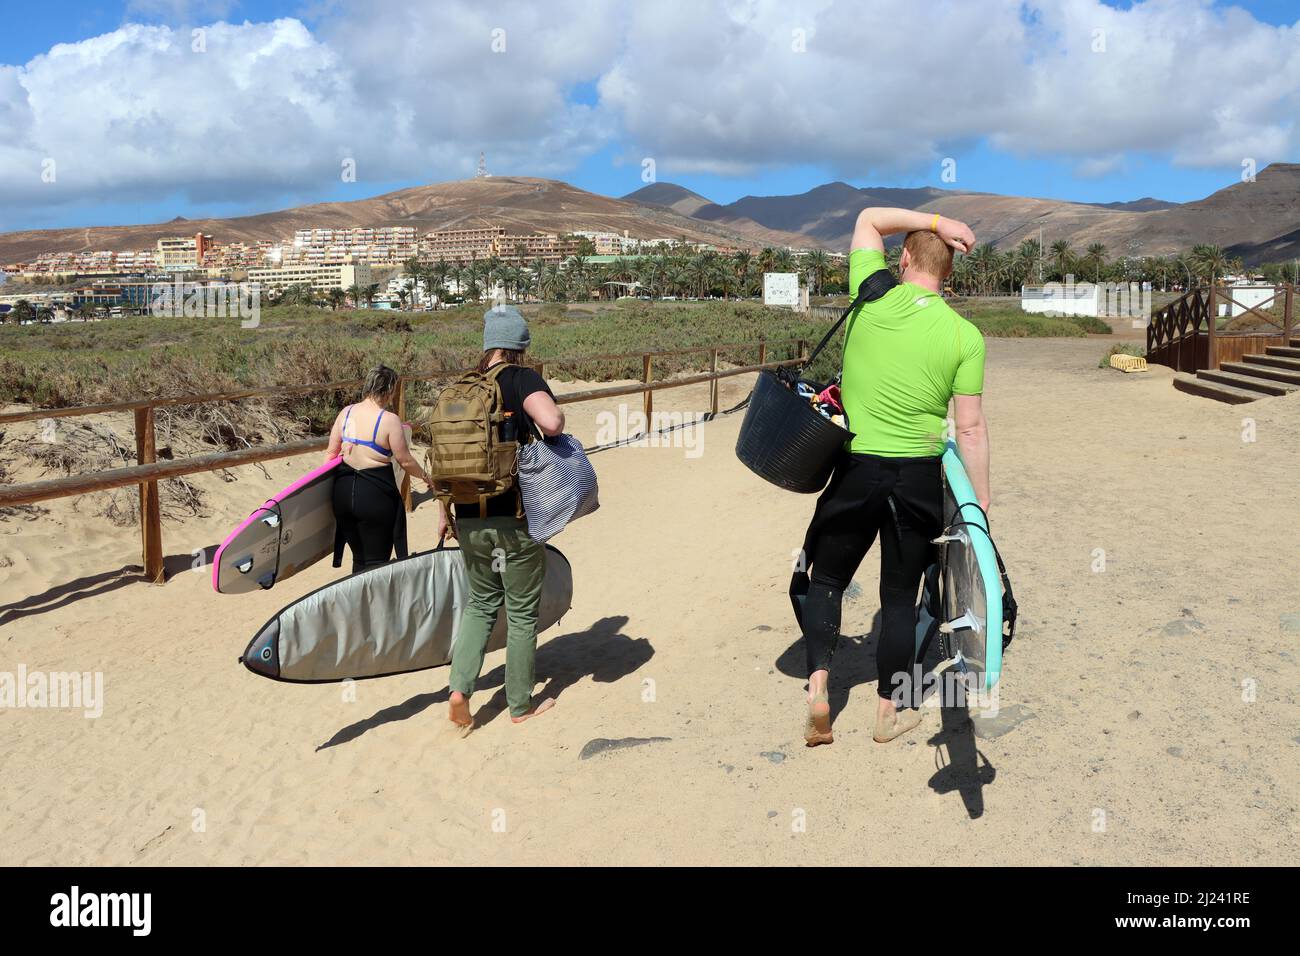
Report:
1,0,1298,232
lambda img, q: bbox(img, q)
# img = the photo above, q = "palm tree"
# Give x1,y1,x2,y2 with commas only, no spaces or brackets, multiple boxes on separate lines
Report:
1084,243,1108,283
804,249,831,296
1016,238,1043,287
327,288,346,310
567,255,589,301
12,299,34,324
345,284,364,308
1190,244,1230,286
1049,240,1073,281
540,263,565,301
967,244,1000,296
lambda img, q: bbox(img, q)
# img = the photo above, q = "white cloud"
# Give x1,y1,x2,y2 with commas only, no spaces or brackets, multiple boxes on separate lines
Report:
0,0,1297,221
0,19,362,211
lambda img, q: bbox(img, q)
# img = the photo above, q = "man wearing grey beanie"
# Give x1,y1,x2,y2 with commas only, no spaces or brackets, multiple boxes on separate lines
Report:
447,304,565,728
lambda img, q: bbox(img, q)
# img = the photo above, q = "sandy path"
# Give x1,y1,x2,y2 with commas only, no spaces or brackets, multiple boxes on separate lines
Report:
1,339,1297,865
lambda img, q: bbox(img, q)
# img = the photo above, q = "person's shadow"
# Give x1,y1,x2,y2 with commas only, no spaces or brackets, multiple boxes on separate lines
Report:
317,615,651,749
776,608,883,722
916,606,996,819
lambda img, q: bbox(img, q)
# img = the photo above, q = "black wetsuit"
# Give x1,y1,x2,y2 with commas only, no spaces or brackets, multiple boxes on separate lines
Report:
798,452,943,702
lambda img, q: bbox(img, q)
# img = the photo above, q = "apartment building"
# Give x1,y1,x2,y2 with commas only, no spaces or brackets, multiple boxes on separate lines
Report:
246,260,373,292
157,233,211,272
290,226,418,266
416,228,587,265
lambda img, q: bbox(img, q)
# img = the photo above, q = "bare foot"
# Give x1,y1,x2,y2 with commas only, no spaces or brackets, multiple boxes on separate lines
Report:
805,693,833,747
449,691,472,729
873,698,923,743
510,698,556,723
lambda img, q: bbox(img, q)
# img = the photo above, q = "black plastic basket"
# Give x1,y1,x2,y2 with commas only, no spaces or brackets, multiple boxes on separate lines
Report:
732,270,900,494
735,369,852,493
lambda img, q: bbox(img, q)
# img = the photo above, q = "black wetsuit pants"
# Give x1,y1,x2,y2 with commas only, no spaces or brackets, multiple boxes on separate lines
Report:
802,453,943,701
332,462,403,574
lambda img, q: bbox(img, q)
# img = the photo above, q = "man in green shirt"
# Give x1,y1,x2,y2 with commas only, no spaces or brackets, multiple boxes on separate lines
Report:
802,207,990,747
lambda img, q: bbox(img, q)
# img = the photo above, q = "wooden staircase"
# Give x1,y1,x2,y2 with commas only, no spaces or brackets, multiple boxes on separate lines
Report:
1174,340,1300,403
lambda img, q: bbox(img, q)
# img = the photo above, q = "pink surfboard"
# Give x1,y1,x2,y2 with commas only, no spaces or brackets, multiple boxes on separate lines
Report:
213,424,412,594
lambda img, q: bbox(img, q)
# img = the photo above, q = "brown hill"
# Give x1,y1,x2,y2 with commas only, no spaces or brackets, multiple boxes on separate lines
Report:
7,165,1298,268
0,177,820,265
636,165,1300,264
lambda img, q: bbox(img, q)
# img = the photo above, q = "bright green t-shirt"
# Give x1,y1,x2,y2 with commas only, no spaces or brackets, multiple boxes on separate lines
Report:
841,248,985,458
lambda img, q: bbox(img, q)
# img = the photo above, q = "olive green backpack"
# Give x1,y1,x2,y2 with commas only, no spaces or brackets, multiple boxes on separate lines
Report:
422,364,521,516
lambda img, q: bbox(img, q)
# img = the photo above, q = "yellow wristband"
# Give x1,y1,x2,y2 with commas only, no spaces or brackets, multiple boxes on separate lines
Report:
930,214,940,233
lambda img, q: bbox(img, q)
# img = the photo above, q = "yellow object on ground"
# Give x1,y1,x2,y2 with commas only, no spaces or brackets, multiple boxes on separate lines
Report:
1109,354,1148,373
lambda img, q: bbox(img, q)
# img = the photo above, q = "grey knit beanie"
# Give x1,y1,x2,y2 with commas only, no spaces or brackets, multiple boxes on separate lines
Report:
483,304,531,351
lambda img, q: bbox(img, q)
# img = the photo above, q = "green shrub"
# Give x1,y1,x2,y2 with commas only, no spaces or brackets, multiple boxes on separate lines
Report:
1098,342,1146,368
1069,315,1114,334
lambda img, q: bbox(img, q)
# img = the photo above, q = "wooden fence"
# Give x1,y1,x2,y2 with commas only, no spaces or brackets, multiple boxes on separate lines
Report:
1148,284,1295,372
0,338,809,584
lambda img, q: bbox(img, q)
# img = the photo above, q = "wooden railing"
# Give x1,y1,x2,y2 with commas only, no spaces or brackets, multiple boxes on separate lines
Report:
1148,284,1295,372
0,337,810,584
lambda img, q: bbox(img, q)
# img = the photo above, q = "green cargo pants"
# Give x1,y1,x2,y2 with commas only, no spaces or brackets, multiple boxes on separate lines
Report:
447,516,547,718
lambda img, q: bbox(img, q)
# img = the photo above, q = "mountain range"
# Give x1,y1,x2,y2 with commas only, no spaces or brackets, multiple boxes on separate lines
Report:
623,164,1300,266
2,164,1298,267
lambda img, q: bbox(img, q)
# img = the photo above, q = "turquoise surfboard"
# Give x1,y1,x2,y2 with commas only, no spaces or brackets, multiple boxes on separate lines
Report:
938,439,1003,690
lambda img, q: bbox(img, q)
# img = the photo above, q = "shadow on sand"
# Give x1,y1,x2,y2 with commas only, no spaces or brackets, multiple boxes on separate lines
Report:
776,605,996,819
317,614,652,749
0,548,215,626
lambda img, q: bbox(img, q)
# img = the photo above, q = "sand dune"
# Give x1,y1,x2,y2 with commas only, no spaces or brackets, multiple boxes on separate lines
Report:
2,341,1297,865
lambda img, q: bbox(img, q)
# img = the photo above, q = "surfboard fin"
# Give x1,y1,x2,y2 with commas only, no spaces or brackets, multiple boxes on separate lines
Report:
931,531,969,545
234,556,254,574
260,513,281,529
939,612,979,635
256,572,277,590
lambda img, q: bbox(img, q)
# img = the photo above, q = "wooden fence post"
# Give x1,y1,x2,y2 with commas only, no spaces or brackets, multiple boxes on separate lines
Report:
1284,283,1294,345
134,406,164,584
394,378,412,513
642,353,653,423
709,348,720,415
1205,285,1218,370
758,339,767,368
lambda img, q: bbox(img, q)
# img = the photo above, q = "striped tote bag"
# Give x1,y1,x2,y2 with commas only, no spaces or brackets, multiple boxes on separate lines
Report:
516,433,600,542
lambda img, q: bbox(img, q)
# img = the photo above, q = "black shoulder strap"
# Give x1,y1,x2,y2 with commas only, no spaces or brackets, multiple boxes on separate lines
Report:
802,267,898,371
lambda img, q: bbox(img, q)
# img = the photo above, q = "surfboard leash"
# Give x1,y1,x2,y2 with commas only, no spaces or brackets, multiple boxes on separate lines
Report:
936,502,1018,651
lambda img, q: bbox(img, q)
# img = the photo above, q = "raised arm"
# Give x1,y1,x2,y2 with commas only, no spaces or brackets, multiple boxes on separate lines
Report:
851,207,975,254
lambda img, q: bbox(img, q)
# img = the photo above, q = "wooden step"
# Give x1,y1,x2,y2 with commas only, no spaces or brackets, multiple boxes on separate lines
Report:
1264,345,1300,359
1173,374,1261,404
1291,338,1300,348
1243,353,1300,372
1197,368,1297,396
1221,361,1300,387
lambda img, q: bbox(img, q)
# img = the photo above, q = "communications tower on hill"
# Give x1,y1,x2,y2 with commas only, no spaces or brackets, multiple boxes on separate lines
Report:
476,152,489,178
